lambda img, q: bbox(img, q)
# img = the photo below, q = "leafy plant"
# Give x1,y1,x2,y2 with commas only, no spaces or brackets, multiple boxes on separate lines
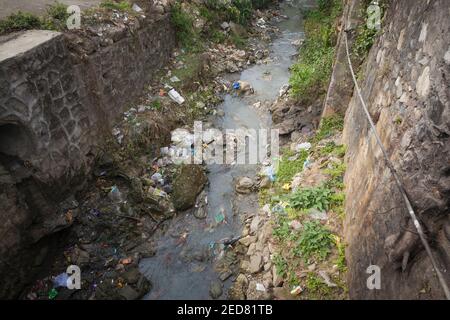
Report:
295,220,333,261
273,254,288,278
151,100,162,110
273,215,295,242
324,161,346,189
335,237,347,273
288,187,333,212
353,24,378,57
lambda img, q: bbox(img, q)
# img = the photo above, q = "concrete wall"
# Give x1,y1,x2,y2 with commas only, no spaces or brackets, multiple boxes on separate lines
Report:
341,0,450,299
0,12,175,298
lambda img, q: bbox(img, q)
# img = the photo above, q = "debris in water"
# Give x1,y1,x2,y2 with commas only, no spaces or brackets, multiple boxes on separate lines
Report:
215,212,225,224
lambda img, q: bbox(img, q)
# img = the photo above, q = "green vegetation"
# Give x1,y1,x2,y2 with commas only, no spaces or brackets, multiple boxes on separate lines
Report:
296,220,333,261
171,0,271,51
100,0,131,11
273,215,296,242
273,254,288,277
171,3,201,50
353,0,387,58
289,0,342,101
288,187,333,212
0,2,71,34
335,239,347,273
42,2,70,31
276,149,308,183
150,100,162,111
311,114,344,143
305,272,333,299
0,12,42,34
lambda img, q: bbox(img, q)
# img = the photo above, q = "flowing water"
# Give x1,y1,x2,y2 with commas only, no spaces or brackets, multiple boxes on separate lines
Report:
140,0,312,300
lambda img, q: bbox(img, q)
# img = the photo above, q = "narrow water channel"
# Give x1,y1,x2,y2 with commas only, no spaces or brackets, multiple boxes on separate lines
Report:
140,0,311,300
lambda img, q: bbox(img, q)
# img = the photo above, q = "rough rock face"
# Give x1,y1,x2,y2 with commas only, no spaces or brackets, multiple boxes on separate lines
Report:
340,0,450,299
0,10,176,298
322,0,364,116
171,165,207,211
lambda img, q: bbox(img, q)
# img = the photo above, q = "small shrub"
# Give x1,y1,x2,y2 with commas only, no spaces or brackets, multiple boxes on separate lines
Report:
288,187,333,212
296,220,333,261
171,3,200,50
42,2,70,31
0,12,42,34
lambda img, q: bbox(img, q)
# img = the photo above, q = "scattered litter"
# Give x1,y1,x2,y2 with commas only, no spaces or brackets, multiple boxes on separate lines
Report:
289,220,302,230
53,273,69,288
119,257,132,265
279,84,290,97
303,157,312,170
264,165,276,182
48,288,58,300
295,142,312,151
219,236,241,246
215,212,225,224
318,271,337,287
308,208,328,220
132,3,143,12
109,186,124,203
290,286,303,295
170,76,181,83
282,183,291,191
151,172,164,185
150,187,168,198
256,283,266,292
271,203,286,215
233,80,254,94
112,127,124,144
261,204,271,215
168,89,185,104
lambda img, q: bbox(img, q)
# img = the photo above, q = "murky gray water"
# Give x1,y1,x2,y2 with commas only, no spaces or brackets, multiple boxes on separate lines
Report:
140,0,311,300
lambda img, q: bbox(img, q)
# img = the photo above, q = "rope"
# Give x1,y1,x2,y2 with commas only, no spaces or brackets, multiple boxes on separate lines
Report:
343,30,450,299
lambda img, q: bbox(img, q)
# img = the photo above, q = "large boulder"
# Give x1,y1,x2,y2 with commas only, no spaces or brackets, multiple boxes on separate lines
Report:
171,165,207,211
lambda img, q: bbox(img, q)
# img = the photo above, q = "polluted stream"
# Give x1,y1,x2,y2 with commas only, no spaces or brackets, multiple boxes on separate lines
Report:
140,0,310,300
